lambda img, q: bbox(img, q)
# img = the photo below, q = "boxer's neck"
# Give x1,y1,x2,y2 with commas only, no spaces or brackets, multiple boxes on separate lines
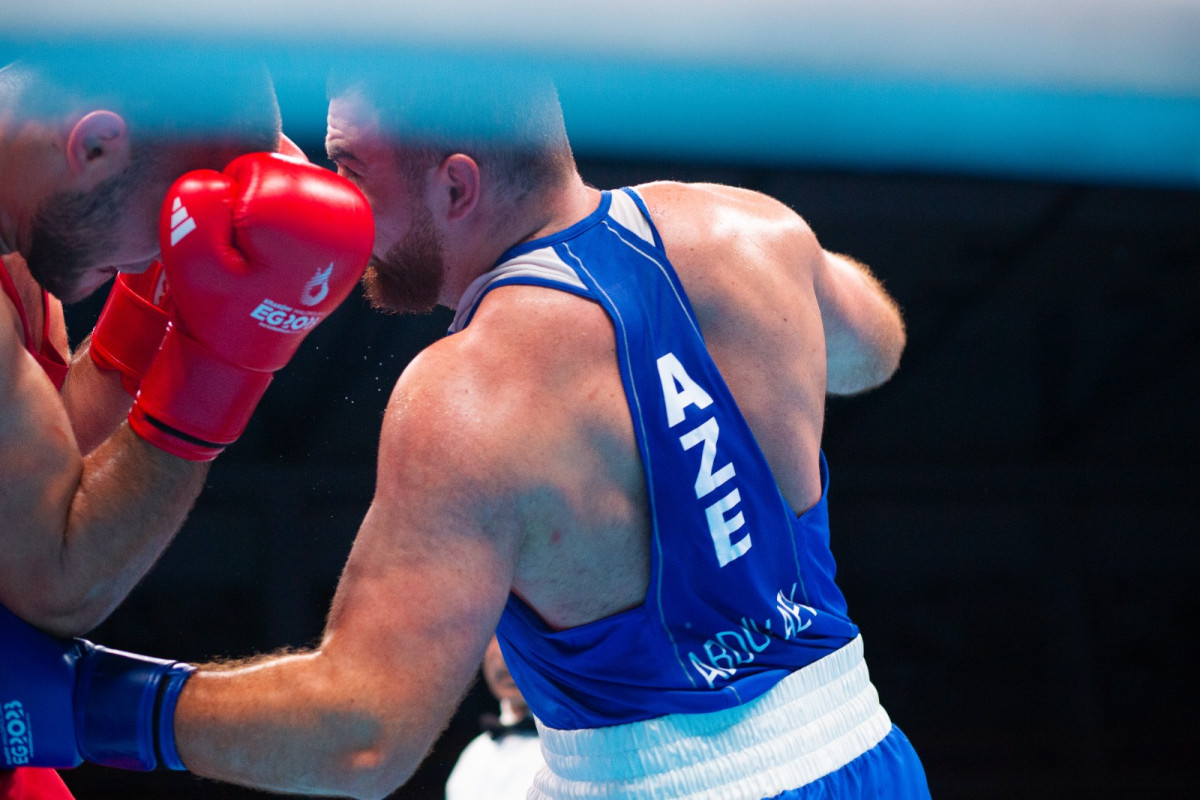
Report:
443,173,597,311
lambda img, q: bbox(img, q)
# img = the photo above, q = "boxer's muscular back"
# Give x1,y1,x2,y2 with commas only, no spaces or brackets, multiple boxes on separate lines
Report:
436,182,901,632
642,182,830,512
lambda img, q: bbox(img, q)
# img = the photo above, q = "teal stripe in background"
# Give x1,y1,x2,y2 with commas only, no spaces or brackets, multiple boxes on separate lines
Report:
5,38,1198,188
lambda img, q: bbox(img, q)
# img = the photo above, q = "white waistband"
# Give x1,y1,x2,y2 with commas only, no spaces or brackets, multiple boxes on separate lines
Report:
529,636,890,800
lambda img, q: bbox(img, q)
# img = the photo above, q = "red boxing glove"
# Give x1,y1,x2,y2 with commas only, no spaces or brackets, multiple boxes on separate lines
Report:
89,261,171,396
128,153,374,460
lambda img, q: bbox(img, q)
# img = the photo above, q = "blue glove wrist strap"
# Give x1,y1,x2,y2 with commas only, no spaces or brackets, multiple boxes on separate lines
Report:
74,644,194,771
154,663,195,771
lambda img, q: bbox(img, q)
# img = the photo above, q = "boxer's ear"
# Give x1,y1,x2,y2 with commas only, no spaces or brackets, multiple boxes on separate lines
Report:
65,110,130,180
434,153,481,222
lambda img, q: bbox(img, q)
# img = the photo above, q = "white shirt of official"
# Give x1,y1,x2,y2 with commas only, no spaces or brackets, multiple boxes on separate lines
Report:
445,700,546,800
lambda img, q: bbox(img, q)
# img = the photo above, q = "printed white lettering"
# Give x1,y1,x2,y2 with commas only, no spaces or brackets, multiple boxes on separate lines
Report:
688,651,734,686
685,587,821,688
1,700,30,766
777,585,818,639
250,300,324,334
737,616,773,653
679,417,736,499
687,617,776,687
706,488,751,567
656,352,713,428
659,352,750,568
702,638,740,676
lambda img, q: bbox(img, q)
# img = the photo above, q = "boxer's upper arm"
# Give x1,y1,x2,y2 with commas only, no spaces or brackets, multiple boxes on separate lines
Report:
323,346,520,791
175,344,520,798
175,376,516,800
647,181,906,396
0,300,85,617
0,293,203,635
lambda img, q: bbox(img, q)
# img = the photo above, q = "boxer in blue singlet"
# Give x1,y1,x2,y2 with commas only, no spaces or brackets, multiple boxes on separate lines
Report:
0,72,930,799
453,187,929,798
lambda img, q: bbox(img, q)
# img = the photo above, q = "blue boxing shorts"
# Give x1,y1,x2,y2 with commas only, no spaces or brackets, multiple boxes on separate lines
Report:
530,636,931,799
769,725,929,800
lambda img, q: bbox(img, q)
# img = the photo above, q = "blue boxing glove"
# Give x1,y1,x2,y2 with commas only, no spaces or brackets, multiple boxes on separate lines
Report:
0,604,193,771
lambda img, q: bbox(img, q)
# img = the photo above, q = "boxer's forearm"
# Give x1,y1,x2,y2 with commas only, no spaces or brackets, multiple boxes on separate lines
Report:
175,651,417,800
1,426,206,636
60,337,136,456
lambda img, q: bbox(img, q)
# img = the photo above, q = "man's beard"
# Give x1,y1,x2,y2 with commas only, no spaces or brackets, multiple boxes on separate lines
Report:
25,167,137,304
362,202,448,315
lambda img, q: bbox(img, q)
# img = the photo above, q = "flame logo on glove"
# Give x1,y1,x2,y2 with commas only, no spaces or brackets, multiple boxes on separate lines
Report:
153,272,169,306
301,264,333,307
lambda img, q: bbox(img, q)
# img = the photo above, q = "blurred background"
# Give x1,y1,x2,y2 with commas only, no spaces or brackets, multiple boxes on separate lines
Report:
6,1,1200,797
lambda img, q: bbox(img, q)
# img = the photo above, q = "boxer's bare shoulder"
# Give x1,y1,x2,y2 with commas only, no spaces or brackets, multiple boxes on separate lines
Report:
373,283,649,628
633,182,824,333
634,181,831,510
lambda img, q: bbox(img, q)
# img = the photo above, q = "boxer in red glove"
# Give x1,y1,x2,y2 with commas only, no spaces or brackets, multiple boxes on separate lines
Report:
129,151,372,459
0,56,371,800
80,133,313,453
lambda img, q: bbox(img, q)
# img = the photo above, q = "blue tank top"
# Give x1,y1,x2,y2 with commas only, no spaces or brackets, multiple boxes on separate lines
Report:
448,189,859,730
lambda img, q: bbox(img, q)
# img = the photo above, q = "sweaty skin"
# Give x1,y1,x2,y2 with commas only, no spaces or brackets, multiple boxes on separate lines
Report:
173,174,904,798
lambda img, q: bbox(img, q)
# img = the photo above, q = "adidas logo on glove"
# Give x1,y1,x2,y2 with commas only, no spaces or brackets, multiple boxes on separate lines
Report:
168,197,196,246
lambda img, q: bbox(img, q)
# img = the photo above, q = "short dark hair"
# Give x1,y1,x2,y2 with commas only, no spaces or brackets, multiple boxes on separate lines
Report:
328,58,574,206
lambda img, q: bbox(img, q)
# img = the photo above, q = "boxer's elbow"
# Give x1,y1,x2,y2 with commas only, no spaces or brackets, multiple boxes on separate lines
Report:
1,572,108,637
819,249,907,396
826,320,906,396
308,691,433,800
36,604,106,639
335,765,407,800
328,733,425,800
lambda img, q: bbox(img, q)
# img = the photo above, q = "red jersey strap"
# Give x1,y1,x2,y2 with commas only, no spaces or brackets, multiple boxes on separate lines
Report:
0,260,69,391
0,768,76,800
0,258,35,343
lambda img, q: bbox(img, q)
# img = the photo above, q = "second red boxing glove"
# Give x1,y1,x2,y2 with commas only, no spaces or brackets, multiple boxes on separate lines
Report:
89,261,171,397
128,153,374,460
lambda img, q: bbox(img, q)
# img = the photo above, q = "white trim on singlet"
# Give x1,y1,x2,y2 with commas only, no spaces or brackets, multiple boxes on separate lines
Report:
529,636,891,800
607,190,656,245
449,247,587,333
